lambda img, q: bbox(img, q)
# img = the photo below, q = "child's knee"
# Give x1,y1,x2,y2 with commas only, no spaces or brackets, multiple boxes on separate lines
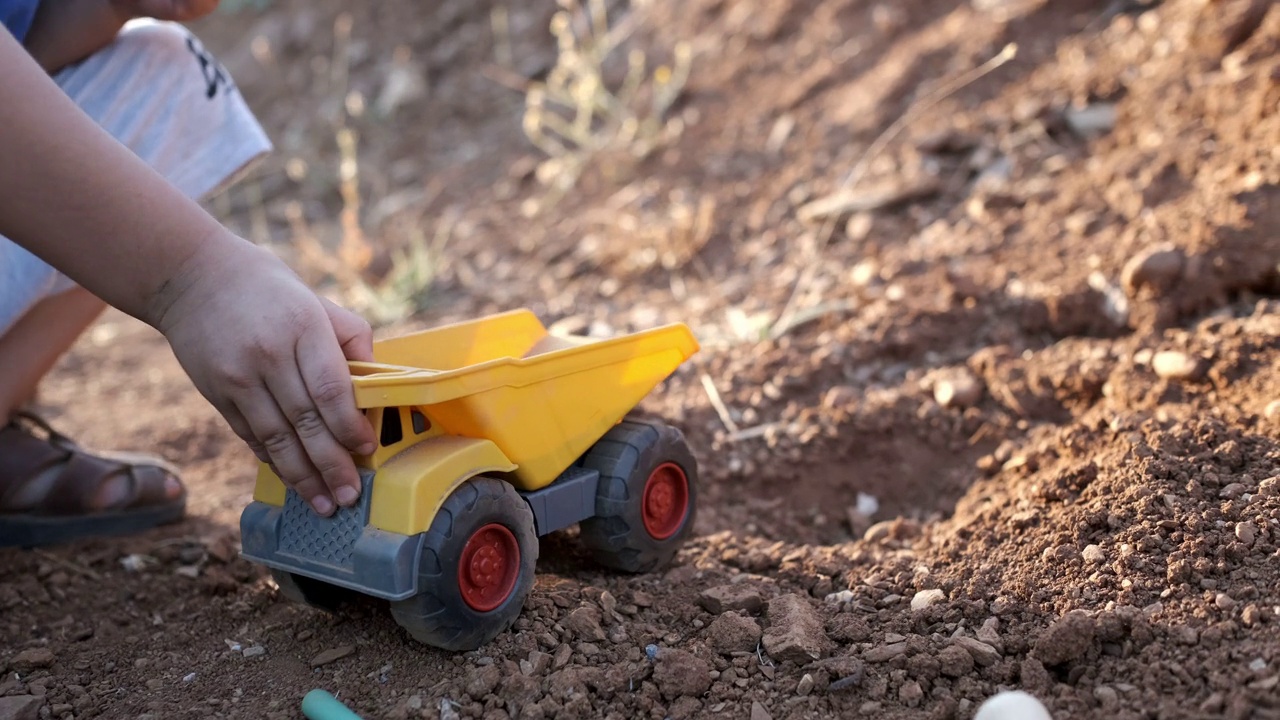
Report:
112,20,202,67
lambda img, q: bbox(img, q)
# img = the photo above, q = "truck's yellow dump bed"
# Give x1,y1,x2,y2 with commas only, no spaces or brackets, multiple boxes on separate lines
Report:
350,310,699,490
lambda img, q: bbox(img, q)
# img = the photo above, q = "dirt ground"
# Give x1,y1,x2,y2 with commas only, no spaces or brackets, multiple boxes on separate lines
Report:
3,0,1280,718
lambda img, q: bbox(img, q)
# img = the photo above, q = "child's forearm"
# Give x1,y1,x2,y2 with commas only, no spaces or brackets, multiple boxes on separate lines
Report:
22,0,129,74
0,25,239,328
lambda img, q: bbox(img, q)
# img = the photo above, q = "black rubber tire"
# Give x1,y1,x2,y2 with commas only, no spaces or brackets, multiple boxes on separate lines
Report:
578,420,698,573
389,477,538,652
271,569,353,612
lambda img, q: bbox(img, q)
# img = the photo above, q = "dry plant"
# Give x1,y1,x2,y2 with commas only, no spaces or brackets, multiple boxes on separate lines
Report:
520,0,692,214
283,12,444,327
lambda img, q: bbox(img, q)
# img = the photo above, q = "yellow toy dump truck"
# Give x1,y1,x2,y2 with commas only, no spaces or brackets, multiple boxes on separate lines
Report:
239,309,700,651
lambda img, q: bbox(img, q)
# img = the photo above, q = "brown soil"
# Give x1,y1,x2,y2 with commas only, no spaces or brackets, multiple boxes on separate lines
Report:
4,0,1280,718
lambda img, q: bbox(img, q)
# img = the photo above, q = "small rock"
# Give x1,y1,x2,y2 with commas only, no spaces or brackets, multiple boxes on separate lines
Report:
706,613,762,655
1082,544,1106,564
898,680,924,708
699,584,764,614
933,371,984,409
465,664,502,699
1242,604,1262,626
552,643,572,669
762,594,836,663
937,644,975,677
1063,103,1117,137
1220,483,1246,500
1236,522,1257,546
11,648,54,671
952,637,1001,667
976,617,1003,653
796,674,814,696
0,696,42,720
499,674,541,714
564,606,606,642
1260,476,1278,496
750,701,773,720
1215,593,1236,611
652,649,712,700
863,642,908,663
241,646,265,658
1152,350,1200,380
1094,685,1119,708
910,589,946,610
439,698,461,720
525,651,552,676
310,645,355,668
1033,611,1096,666
1121,245,1184,297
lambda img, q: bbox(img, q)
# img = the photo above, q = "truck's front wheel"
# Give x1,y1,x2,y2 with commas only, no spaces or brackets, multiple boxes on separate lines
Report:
578,420,698,573
389,477,538,651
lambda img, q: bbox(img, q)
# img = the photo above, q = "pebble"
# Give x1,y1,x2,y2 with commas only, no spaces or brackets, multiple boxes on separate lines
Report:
863,642,907,663
898,680,924,708
241,645,265,658
1260,476,1278,497
1219,483,1246,500
762,594,836,663
10,648,54,670
1121,245,1184,297
796,674,814,696
1242,604,1262,626
952,636,1001,667
1082,544,1106,564
706,612,763,654
464,664,501,699
699,584,765,614
1266,401,1280,421
563,606,606,642
1215,593,1236,610
0,696,42,720
910,589,946,610
937,644,975,677
750,701,773,720
1094,685,1119,708
310,645,355,668
1032,611,1095,666
933,371,984,408
652,649,712,700
1151,351,1200,380
1235,522,1257,546
977,618,1003,653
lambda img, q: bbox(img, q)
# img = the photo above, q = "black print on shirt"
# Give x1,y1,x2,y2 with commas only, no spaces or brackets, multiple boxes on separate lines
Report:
186,36,231,99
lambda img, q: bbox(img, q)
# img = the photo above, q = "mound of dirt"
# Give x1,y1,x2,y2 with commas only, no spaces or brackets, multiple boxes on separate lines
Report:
2,0,1278,718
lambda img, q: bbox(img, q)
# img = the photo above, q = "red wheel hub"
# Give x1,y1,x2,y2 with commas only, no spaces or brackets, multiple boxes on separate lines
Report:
641,462,690,540
457,523,520,612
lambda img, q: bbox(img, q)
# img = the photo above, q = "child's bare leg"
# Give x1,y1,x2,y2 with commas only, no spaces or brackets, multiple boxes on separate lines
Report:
0,287,183,510
0,287,104,419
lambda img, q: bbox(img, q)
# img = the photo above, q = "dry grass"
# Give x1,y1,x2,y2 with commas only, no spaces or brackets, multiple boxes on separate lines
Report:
519,0,693,215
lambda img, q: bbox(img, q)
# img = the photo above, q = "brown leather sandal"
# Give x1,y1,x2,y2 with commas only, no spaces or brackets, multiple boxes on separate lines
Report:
0,412,186,547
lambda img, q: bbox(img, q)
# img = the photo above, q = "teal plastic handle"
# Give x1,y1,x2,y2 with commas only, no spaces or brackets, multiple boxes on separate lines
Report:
301,690,364,720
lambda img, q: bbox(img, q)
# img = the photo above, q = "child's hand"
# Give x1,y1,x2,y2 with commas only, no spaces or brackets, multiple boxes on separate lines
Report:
109,0,220,22
154,236,377,517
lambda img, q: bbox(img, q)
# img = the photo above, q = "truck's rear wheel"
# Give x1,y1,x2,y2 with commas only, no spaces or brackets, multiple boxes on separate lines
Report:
578,420,698,573
389,477,538,651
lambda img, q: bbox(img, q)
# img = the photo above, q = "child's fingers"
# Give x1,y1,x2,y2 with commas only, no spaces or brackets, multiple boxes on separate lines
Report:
231,383,335,516
295,324,375,455
260,357,364,511
211,397,271,465
321,298,374,363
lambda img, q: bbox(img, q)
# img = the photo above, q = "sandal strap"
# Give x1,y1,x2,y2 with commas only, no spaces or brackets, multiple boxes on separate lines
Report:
1,413,182,516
